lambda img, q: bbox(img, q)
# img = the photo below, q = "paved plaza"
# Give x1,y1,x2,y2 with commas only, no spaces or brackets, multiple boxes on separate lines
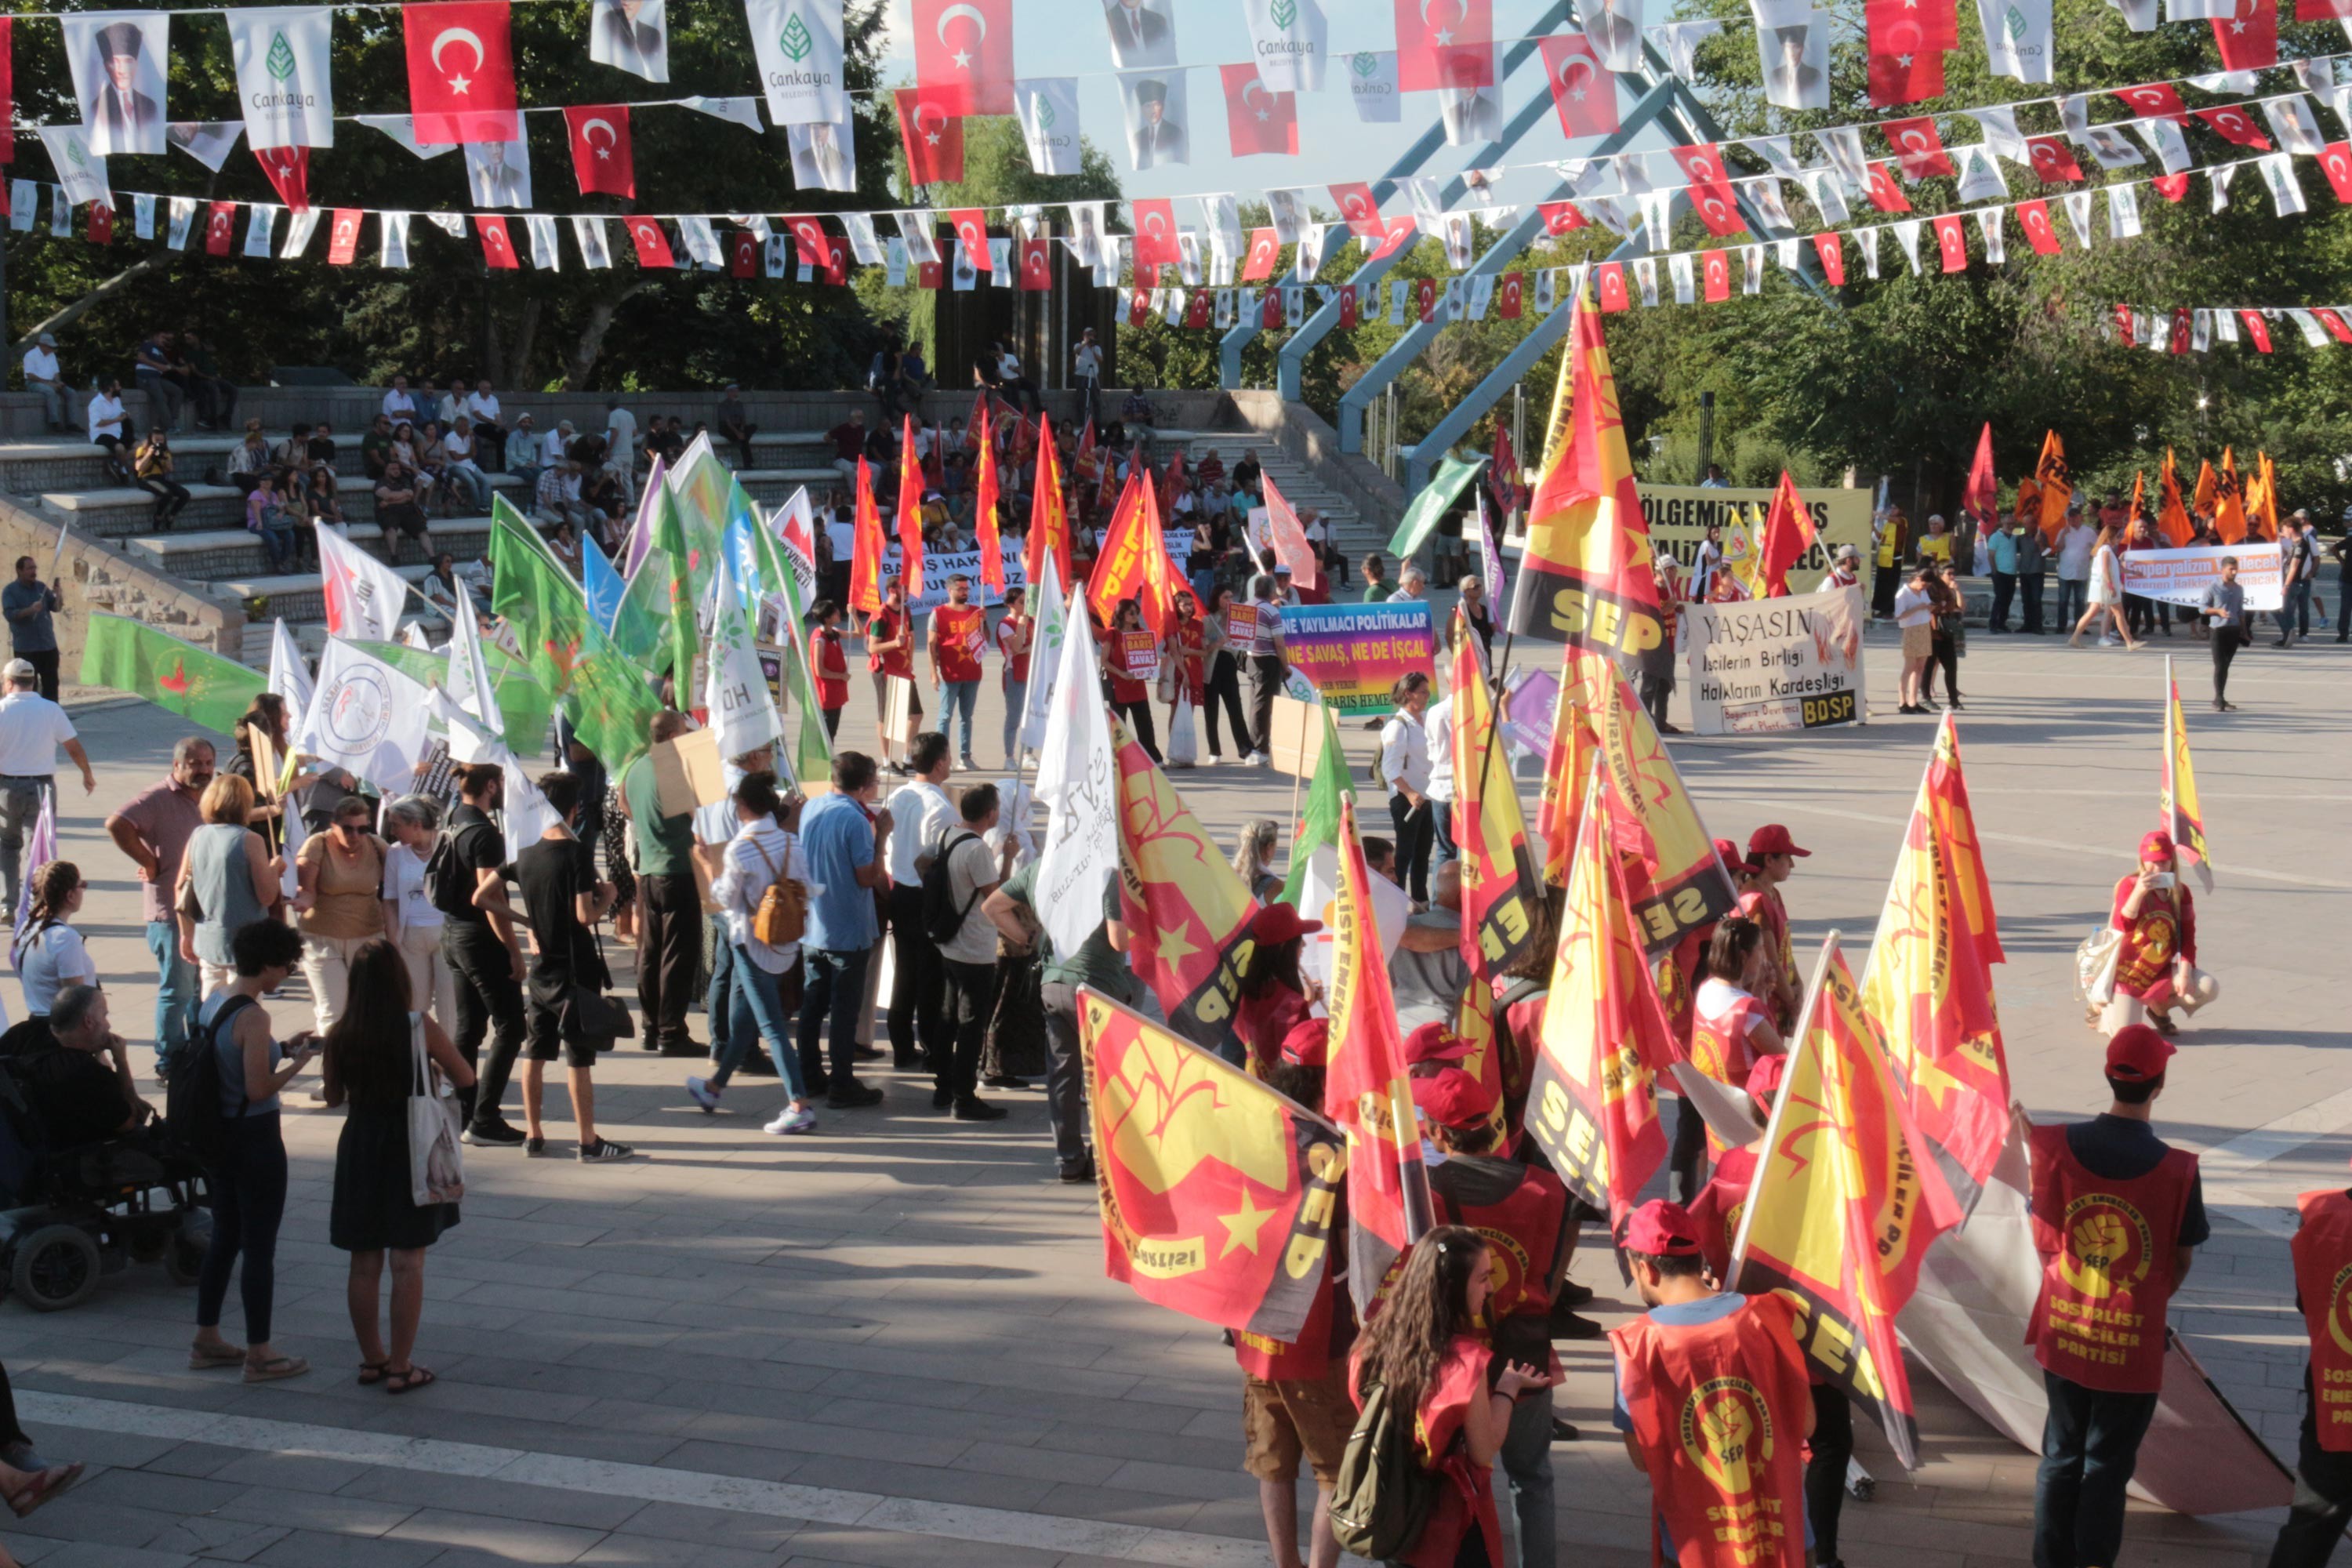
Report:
1,623,2345,1568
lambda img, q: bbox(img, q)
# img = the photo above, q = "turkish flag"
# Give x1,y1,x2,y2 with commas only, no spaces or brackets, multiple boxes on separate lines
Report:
1933,214,1967,272
2114,82,2187,121
2212,0,2277,71
2241,310,2272,352
912,0,1012,115
893,89,965,185
478,216,519,270
402,0,520,145
949,208,990,268
1538,201,1588,234
2016,198,2061,255
626,216,675,268
1538,34,1617,138
1499,271,1523,318
788,216,828,274
2195,105,2273,149
1131,198,1180,269
818,240,848,286
1394,0,1494,92
1185,291,1211,328
2025,136,2085,184
1127,289,1152,327
327,209,362,265
1595,261,1629,311
2153,172,2190,202
1690,183,1745,236
564,106,634,199
2317,308,2352,344
1701,250,1729,303
1864,0,1949,107
86,201,111,245
2113,303,2136,345
1261,289,1283,328
1329,182,1383,238
1812,230,1845,286
2321,143,2352,203
1668,143,1729,188
1864,161,1911,212
1339,284,1359,328
1416,277,1438,323
1019,237,1050,289
254,147,309,213
2172,306,2194,354
205,202,237,257
725,230,754,278
1221,62,1298,157
1241,227,1279,281
916,259,944,289
1881,116,1955,179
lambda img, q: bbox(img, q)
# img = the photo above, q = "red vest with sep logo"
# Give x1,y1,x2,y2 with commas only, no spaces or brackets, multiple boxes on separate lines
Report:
2293,1189,2352,1451
1433,1162,1568,1322
1689,1146,1759,1287
1233,1266,1341,1381
1610,1294,1810,1568
2027,1123,2197,1393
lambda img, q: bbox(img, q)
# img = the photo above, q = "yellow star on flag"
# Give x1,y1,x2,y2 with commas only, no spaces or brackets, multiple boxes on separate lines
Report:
1218,1193,1276,1257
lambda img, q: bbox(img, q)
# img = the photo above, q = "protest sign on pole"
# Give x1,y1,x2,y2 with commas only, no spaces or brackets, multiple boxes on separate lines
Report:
1682,584,1867,735
1276,601,1438,717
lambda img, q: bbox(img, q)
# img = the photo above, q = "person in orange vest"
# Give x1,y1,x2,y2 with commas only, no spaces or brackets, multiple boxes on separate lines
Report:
1740,825,1806,1029
1684,916,1788,1181
1416,1064,1572,1567
2267,1171,2352,1566
1611,1199,1813,1567
2028,1023,2208,1568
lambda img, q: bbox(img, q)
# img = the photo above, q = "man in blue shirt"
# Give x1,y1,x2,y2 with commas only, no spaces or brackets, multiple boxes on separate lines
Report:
2,557,62,702
794,750,891,1110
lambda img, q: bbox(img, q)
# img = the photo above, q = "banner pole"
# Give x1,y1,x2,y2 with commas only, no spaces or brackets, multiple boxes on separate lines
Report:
1725,929,1841,1283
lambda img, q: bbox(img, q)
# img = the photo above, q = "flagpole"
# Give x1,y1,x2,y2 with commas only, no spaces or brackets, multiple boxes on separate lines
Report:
1726,930,1840,1283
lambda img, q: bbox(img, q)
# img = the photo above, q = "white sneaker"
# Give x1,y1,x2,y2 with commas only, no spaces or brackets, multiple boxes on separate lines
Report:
764,1106,819,1135
685,1076,720,1113
2098,636,2121,647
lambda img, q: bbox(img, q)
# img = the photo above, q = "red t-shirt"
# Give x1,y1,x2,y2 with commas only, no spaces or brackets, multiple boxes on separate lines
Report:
866,608,913,678
810,626,849,710
933,603,986,684
996,613,1032,683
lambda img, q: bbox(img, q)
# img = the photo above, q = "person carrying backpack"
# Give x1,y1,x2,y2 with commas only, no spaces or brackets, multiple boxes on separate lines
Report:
687,771,819,1134
926,785,1012,1123
428,764,529,1148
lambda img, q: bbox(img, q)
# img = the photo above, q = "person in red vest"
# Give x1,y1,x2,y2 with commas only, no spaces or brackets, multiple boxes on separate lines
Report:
1684,917,1786,1185
927,573,988,772
866,575,920,774
1740,826,1806,1029
806,599,850,739
1611,1199,1812,1567
993,585,1031,769
2028,1023,2208,1568
2100,829,2219,1037
1416,1062,1573,1566
2270,1168,2352,1566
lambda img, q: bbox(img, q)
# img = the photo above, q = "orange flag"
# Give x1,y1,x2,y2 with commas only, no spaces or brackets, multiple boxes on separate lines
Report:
895,414,927,599
2213,448,2249,542
1111,711,1259,1053
849,456,884,615
2034,430,2071,542
1535,646,1608,891
1081,989,1346,1337
2194,457,2218,519
2129,470,2144,529
974,403,1004,592
1757,469,1817,597
2156,450,2193,546
2161,657,2212,895
1026,413,1069,587
1089,471,1181,637
1450,630,1539,980
2249,452,2280,540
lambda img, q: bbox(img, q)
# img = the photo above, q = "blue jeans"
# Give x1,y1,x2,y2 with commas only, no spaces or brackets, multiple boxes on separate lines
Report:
713,945,807,1098
1500,1386,1557,1568
2056,576,2089,627
2036,1370,2158,1568
1002,678,1027,762
703,938,737,1067
2280,579,2313,639
796,946,870,1092
937,679,979,760
260,521,297,574
147,919,198,1069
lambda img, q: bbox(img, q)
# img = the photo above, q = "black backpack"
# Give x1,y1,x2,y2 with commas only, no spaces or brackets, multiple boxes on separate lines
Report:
425,819,492,919
920,828,982,944
1328,1373,1442,1561
163,994,255,1170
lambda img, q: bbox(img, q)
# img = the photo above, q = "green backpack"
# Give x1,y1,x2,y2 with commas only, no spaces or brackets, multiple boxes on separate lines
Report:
1327,1374,1442,1561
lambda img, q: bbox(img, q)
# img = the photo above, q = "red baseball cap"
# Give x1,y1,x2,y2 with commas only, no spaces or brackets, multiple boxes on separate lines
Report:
2105,1023,2176,1082
1403,1021,1474,1065
1249,902,1324,946
1280,1018,1329,1069
1622,1200,1704,1258
1410,1066,1497,1130
1712,837,1744,870
2139,830,2175,862
1748,825,1810,859
1746,1053,1789,1102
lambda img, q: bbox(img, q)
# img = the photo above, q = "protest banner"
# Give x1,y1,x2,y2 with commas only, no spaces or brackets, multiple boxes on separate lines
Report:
821,532,1031,612
1636,483,1871,594
1277,599,1438,717
1682,585,1868,735
2121,542,2285,611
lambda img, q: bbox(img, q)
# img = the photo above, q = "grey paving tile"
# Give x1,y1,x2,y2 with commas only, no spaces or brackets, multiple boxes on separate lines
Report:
335,1468,645,1533
607,1499,801,1554
381,1507,608,1564
769,1526,1065,1568
216,1490,421,1538
71,1463,249,1518
780,1453,1055,1512
24,1545,199,1568
575,1537,789,1568
1028,1481,1207,1531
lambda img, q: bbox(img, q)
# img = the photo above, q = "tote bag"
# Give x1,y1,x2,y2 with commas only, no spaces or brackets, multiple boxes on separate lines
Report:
407,1015,466,1207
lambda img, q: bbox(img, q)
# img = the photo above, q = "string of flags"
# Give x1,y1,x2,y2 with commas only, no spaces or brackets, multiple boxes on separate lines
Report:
2114,302,2352,351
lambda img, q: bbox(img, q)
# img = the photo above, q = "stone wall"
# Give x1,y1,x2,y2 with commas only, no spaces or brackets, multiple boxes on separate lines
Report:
0,495,243,666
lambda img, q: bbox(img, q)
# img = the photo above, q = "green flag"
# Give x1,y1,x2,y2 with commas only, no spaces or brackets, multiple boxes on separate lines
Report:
1279,702,1352,906
776,618,834,789
78,614,267,735
608,545,673,669
665,438,730,603
1389,453,1490,557
485,501,662,772
649,484,702,692
346,640,557,758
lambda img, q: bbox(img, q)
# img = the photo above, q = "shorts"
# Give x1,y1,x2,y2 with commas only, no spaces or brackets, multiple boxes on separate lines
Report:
1900,623,1933,659
1241,1368,1356,1486
525,993,600,1069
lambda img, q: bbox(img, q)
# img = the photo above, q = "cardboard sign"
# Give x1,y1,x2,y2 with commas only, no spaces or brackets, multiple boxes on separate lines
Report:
651,728,726,818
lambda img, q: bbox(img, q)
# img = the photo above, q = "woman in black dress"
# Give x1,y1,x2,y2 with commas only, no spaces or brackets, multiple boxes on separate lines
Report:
322,938,474,1395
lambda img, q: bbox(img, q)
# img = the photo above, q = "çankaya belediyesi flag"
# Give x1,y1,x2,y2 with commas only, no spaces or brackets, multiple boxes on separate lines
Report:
297,637,437,794
1240,0,1328,90
226,9,335,150
1731,939,1962,1472
38,126,108,210
1857,713,2013,1193
746,0,845,126
2162,658,2213,893
1083,988,1345,1338
1448,629,1537,982
1977,0,2052,85
1033,598,1121,961
80,614,267,735
1113,710,1260,1054
1014,78,1081,176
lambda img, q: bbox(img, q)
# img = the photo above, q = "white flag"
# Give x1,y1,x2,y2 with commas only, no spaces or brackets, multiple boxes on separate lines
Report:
1757,10,1830,111
13,791,54,930
299,638,437,796
280,207,320,259
786,114,857,192
1033,592,1119,960
354,114,456,159
446,577,506,740
463,138,532,209
165,194,195,248
428,690,557,864
705,554,785,762
38,127,110,210
679,213,722,267
842,211,884,264
63,12,170,158
268,618,314,722
2262,95,2327,157
166,121,244,172
573,215,612,268
770,488,820,615
1977,0,2052,83
1344,49,1400,122
316,524,411,642
1118,70,1190,172
423,212,467,240
379,211,412,268
1952,143,2009,204
1243,0,1328,91
525,213,561,270
1976,206,2005,263
590,0,670,82
132,192,154,238
746,0,844,125
895,209,940,265
1014,78,1082,176
1019,554,1068,753
683,96,765,132
8,183,31,234
2259,153,2307,216
2107,184,2143,239
242,203,279,257
225,8,335,150
49,187,71,238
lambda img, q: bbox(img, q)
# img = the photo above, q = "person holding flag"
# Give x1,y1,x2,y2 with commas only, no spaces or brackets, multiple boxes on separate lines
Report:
994,586,1031,767
927,574,988,771
866,575,919,773
2100,829,2217,1037
807,601,851,739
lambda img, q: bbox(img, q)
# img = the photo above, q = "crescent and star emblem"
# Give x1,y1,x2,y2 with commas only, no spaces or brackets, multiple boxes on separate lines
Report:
935,2,986,70
583,118,617,158
431,27,485,95
1419,0,1460,46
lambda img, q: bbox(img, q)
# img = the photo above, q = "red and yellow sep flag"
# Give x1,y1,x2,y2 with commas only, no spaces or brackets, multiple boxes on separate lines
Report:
1535,646,1609,891
1112,713,1259,1054
1026,412,1071,588
1082,989,1347,1338
1858,714,2011,1190
1450,630,1538,981
1325,797,1425,1305
849,457,885,616
2162,659,2212,893
1089,471,1183,637
1733,941,1962,1471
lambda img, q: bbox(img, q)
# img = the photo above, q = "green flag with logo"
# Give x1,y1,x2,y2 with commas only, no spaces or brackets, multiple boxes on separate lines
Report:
649,483,702,693
79,614,267,735
486,501,663,771
346,640,556,758
1279,701,1352,906
1389,453,1490,557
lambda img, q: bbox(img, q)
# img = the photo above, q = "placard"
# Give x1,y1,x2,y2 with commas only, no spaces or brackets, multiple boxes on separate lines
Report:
650,727,726,816
2120,542,2285,612
1682,585,1868,735
1276,600,1439,717
1621,482,1872,594
1265,693,1329,779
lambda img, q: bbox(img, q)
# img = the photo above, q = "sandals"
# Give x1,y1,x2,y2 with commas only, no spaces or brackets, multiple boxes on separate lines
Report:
5,1462,82,1519
241,1355,310,1384
384,1365,436,1396
187,1342,245,1370
357,1360,391,1386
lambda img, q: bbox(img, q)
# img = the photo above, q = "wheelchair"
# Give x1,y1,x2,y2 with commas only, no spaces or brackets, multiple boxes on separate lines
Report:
0,1034,212,1313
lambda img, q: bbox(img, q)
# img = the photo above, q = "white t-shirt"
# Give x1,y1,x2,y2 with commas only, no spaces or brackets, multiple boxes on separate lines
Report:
382,390,417,421
466,391,502,425
22,348,57,384
87,393,124,441
445,430,476,463
16,922,94,1016
1000,353,1024,379
2056,523,2096,581
1074,344,1103,378
1892,584,1933,628
0,693,76,778
604,407,638,456
1423,695,1456,805
884,780,957,887
1694,977,1766,1038
712,820,811,973
937,831,1001,966
383,841,443,933
1380,710,1431,796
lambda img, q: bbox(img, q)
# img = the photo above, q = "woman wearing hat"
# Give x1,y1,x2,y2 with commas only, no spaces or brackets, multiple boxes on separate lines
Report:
1233,902,1320,1073
2101,830,2217,1036
1739,826,1806,1029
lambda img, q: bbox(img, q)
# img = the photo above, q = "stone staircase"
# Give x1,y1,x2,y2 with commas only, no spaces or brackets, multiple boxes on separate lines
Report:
1171,431,1386,579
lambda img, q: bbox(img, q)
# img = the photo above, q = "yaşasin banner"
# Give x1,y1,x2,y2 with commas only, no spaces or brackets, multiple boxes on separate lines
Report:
1682,585,1868,735
1277,600,1438,717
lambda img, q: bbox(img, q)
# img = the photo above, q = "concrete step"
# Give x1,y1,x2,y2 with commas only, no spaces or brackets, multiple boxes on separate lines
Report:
125,519,496,583
216,562,436,626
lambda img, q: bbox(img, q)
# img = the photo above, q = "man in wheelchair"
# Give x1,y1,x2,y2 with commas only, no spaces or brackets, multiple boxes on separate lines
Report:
0,986,150,1152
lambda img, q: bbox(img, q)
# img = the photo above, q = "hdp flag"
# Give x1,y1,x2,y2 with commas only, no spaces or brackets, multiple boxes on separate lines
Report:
1509,293,1663,659
1112,712,1258,1054
582,531,624,631
347,638,554,760
1733,939,1962,1472
2161,658,2212,893
79,614,266,735
486,500,661,771
1857,714,2012,1193
1278,701,1351,907
1448,629,1537,980
1083,988,1345,1338
648,482,701,687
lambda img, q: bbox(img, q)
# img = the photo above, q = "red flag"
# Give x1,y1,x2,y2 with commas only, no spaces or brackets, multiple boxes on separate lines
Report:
2321,143,2352,203
1537,34,1617,137
916,259,944,289
727,229,756,278
254,147,309,213
0,20,13,164
1088,474,1181,637
1018,236,1050,289
1262,472,1318,590
626,216,674,268
2153,172,2190,202
1812,230,1845,285
1864,0,1948,107
1415,277,1438,323
1027,414,1069,586
911,0,1012,114
1756,470,1817,597
850,458,884,615
2212,0,2278,70
402,0,520,145
1689,183,1744,237
1369,216,1418,260
893,89,965,184
1449,632,1539,979
1126,289,1152,328
1490,423,1520,517
1595,260,1630,310
1864,161,1912,213
813,238,846,284
1497,271,1524,318
85,201,111,245
1933,212,1967,272
974,403,1004,592
895,414,927,600
564,106,634,199
2242,310,2273,353
326,209,361,265
1539,200,1588,235
786,214,827,267
2025,136,2085,184
1328,181,1383,238
1322,796,1423,1282
1131,198,1180,269
2016,199,2061,255
1240,227,1279,281
1668,142,1729,188
949,207,990,268
1963,423,1997,534
477,215,519,269
1183,291,1211,328
1261,289,1284,328
205,202,237,257
2114,82,2188,121
2196,104,2273,149
1338,284,1359,328
1221,62,1298,157
1393,0,1494,92
1881,116,1955,179
1700,249,1730,303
